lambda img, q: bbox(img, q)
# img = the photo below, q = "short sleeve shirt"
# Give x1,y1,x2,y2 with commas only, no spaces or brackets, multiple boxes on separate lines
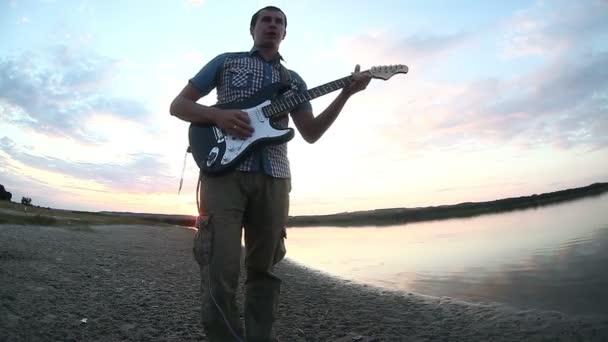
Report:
189,49,312,178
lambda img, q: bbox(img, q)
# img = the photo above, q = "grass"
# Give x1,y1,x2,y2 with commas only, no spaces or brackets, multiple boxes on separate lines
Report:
0,201,176,229
0,213,58,225
0,211,96,232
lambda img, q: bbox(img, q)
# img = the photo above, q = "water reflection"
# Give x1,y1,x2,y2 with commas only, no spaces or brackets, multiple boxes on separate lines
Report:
285,194,608,317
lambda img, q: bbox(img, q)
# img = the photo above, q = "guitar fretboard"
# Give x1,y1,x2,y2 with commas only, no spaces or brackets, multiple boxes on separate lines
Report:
262,75,353,118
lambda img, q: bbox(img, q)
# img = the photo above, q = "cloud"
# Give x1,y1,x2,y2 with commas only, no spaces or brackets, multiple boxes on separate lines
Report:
0,136,176,193
400,52,608,151
501,1,608,58
325,30,472,69
0,46,151,143
323,1,608,154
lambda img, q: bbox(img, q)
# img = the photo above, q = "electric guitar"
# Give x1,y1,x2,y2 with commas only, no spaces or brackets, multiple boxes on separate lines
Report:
189,64,409,174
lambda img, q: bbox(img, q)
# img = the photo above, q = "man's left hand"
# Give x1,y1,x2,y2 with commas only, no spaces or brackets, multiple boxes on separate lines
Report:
342,64,372,97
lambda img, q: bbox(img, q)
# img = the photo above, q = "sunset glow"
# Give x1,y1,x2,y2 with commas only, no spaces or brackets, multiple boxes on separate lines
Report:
1,0,607,216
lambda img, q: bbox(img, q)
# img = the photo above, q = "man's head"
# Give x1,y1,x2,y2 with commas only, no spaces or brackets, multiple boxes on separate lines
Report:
250,6,287,49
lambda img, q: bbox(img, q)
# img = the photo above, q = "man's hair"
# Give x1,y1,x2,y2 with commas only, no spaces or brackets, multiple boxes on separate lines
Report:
250,6,287,30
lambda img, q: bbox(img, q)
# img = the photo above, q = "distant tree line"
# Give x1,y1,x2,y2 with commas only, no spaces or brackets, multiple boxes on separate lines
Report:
0,184,33,206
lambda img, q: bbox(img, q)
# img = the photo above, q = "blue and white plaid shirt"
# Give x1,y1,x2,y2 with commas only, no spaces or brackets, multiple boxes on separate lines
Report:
189,48,312,178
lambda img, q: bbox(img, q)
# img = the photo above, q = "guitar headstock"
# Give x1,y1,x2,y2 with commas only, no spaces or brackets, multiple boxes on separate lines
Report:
368,64,409,80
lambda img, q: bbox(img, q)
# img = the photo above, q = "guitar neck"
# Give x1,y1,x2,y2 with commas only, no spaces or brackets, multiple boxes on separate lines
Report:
263,75,354,118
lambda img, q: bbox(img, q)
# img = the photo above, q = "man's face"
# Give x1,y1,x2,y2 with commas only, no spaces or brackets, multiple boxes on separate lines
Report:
251,9,286,49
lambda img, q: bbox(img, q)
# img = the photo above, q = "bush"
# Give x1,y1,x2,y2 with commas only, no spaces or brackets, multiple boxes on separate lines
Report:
0,184,12,201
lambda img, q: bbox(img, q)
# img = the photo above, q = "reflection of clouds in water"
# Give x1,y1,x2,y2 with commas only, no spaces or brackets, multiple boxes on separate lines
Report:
287,195,608,318
409,226,608,316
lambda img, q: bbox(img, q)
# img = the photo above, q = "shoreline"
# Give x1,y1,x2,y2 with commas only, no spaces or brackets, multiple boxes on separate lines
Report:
1,223,607,341
4,182,605,229
97,182,608,228
288,182,608,227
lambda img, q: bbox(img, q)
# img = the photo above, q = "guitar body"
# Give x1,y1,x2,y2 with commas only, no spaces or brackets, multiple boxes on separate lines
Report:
189,82,294,175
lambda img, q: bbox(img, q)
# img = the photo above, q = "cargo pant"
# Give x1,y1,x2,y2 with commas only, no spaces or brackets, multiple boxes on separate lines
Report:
193,171,289,342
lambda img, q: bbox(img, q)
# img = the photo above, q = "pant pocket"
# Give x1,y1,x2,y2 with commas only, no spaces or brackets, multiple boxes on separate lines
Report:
273,228,287,265
193,215,213,266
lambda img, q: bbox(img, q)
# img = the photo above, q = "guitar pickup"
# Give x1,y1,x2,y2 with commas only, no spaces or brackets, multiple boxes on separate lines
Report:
253,108,265,122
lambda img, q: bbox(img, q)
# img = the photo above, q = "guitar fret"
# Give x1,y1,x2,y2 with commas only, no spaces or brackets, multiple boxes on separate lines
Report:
299,76,356,105
287,97,295,108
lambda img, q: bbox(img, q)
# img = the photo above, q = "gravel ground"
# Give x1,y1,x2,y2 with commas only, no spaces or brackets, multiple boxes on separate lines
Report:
1,224,607,342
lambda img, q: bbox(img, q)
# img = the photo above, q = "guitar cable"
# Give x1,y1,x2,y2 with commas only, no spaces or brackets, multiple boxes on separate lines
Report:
188,62,292,340
197,171,245,342
178,146,191,195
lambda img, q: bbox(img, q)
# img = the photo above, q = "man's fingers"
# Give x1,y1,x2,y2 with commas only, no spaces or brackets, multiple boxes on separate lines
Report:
236,111,251,124
234,127,251,139
235,119,254,133
236,117,253,130
230,124,253,139
231,118,254,137
231,111,253,135
354,64,360,73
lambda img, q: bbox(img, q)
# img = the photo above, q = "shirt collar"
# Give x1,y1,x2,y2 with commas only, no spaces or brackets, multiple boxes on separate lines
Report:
249,47,284,63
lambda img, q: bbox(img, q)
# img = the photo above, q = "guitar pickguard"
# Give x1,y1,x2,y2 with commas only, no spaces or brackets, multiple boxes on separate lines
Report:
220,100,287,165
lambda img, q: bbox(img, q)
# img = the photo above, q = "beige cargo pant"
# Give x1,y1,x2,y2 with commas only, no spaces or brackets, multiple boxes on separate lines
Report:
193,170,289,342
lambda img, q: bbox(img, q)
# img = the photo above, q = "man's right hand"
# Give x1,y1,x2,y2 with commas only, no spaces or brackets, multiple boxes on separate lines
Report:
213,109,254,139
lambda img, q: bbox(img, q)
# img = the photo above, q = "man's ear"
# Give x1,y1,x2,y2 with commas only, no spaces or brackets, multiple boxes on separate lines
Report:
282,29,287,40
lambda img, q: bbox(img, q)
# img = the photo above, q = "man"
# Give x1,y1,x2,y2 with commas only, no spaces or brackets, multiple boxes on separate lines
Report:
170,6,371,341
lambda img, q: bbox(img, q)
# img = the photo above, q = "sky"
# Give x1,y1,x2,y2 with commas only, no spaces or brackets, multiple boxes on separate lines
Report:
1,0,607,216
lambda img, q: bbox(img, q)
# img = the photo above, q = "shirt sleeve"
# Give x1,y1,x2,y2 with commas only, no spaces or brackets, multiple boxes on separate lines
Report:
188,53,228,97
289,70,313,114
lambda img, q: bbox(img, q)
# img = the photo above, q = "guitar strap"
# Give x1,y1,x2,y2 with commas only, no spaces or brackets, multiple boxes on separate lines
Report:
278,63,292,85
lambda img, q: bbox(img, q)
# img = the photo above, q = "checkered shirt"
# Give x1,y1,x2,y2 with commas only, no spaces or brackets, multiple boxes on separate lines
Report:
189,50,311,178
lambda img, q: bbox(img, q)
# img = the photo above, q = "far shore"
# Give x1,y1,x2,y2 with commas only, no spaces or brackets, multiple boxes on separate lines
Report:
2,182,607,228
106,182,608,227
289,182,608,227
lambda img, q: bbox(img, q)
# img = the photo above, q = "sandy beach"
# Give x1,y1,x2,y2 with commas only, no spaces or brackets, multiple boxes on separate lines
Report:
1,223,607,341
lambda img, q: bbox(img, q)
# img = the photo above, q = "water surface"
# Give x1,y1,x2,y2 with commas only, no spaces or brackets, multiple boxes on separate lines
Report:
285,193,608,317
